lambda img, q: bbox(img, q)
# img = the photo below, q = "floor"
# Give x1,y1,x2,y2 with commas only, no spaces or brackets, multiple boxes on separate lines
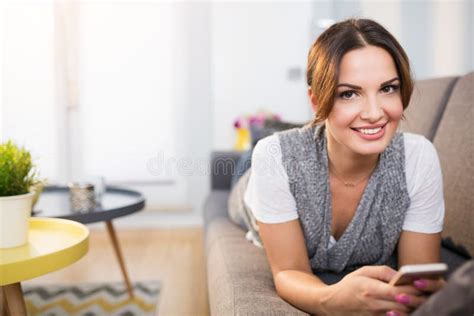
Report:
24,227,210,316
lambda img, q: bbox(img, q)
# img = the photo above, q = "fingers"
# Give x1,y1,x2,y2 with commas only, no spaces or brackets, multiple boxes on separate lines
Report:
379,283,428,311
413,278,446,293
394,293,428,309
355,265,398,282
368,298,410,315
393,284,423,296
368,282,426,312
375,282,422,301
385,310,409,316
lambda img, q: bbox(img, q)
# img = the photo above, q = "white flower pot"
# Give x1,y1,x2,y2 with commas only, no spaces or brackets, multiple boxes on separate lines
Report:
0,192,34,248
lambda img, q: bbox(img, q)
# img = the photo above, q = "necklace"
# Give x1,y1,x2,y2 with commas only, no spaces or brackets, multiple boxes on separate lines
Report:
328,160,375,188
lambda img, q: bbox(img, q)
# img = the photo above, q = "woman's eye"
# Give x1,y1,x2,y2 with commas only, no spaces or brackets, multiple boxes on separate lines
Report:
381,84,399,94
339,90,356,99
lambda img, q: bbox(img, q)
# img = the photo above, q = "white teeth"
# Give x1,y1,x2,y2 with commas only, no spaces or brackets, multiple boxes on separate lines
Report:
358,127,382,135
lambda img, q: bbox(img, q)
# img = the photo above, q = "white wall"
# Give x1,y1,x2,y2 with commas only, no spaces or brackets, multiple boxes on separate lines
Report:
75,2,213,211
472,0,474,70
432,0,472,77
0,2,3,140
2,1,313,214
327,0,473,80
173,3,213,214
0,2,61,181
211,2,314,150
78,3,177,184
0,1,212,213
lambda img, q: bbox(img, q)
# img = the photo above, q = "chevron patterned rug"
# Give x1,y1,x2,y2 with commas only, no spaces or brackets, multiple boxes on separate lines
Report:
23,281,161,316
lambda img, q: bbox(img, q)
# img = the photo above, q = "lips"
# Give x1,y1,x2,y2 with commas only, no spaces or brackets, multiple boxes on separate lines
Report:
351,122,387,140
351,122,387,133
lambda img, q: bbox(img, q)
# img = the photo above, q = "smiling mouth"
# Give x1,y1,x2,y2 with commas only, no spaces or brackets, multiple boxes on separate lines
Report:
351,123,388,135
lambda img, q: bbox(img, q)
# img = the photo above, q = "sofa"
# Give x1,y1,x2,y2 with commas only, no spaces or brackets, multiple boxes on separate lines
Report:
203,72,473,315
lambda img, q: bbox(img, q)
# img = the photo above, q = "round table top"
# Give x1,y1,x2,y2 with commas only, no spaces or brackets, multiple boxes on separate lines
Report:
34,185,146,224
0,218,89,286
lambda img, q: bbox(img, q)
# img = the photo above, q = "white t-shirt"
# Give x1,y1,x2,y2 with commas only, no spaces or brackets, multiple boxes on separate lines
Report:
243,132,445,249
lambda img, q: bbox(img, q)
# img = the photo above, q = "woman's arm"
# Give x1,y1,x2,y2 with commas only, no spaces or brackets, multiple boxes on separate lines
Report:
259,219,417,315
396,136,446,295
397,231,445,294
258,219,329,314
397,231,441,266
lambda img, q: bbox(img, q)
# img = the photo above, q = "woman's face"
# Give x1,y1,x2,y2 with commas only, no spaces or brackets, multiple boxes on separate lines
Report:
325,45,403,157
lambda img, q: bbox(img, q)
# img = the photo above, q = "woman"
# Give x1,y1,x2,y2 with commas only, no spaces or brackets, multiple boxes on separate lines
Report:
244,19,445,315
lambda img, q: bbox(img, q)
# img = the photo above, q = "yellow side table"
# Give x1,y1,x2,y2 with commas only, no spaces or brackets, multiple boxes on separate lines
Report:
0,218,89,316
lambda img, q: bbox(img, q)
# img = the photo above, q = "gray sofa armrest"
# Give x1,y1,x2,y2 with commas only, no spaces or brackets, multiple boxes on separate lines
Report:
211,151,242,190
203,190,230,233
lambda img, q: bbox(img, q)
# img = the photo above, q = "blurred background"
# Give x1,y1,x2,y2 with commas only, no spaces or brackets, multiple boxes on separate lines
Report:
0,0,472,226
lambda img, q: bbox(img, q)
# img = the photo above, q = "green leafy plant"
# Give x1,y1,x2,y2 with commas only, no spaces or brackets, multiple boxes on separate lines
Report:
0,140,42,197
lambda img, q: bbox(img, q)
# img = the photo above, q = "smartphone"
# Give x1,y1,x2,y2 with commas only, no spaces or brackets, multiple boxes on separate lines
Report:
389,263,448,286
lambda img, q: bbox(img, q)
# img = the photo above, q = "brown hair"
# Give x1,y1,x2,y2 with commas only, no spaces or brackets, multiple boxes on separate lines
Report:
307,18,413,126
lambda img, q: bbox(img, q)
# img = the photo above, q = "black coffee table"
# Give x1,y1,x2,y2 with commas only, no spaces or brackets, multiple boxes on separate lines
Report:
33,185,146,297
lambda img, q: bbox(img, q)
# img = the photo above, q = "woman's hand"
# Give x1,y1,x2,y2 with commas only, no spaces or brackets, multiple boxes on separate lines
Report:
412,277,446,293
387,278,446,315
320,265,423,316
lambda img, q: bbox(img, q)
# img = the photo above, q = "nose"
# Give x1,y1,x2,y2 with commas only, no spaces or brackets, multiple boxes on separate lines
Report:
360,95,384,122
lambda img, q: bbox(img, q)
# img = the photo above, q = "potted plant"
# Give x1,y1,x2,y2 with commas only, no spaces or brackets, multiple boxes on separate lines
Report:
0,140,42,248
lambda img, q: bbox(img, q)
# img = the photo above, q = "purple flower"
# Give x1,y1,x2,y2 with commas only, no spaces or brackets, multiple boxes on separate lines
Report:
233,119,241,129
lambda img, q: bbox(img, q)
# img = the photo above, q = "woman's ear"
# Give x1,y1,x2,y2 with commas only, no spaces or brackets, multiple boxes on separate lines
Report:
307,87,318,113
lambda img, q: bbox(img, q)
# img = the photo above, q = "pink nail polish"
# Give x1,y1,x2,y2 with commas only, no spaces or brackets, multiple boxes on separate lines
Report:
395,294,410,304
386,311,400,316
414,279,428,289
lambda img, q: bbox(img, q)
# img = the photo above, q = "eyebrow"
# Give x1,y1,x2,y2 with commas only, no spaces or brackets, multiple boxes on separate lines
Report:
336,77,400,90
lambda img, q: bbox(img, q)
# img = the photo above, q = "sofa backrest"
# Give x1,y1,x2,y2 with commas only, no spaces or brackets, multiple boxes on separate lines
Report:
400,76,458,140
432,72,473,258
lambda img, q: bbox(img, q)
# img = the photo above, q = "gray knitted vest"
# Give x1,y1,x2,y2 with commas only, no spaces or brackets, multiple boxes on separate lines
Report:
277,124,410,273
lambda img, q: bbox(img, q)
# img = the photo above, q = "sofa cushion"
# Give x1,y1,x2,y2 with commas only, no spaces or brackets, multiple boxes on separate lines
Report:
230,149,253,189
228,169,261,246
206,218,308,316
203,190,230,232
228,169,250,230
441,246,471,277
433,72,473,258
400,76,458,140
